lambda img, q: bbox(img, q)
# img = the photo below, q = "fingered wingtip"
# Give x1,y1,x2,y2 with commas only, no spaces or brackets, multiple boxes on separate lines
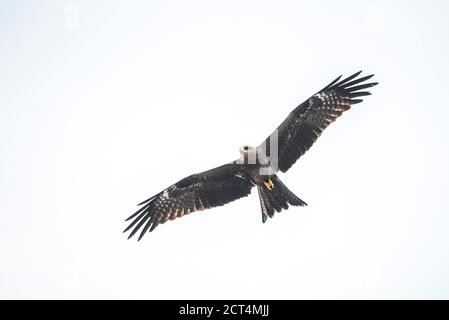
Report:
138,232,146,241
123,224,133,233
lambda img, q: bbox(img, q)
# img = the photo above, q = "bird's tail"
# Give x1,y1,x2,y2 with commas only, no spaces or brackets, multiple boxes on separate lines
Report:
257,175,307,223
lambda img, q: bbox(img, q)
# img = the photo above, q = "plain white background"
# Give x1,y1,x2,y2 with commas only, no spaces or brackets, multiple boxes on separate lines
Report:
1,0,449,299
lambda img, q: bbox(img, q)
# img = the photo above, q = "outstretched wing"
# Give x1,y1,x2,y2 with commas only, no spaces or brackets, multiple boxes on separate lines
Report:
259,71,378,173
124,162,254,240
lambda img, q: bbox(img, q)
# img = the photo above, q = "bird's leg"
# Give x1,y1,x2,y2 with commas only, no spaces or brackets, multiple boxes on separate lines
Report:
263,178,274,190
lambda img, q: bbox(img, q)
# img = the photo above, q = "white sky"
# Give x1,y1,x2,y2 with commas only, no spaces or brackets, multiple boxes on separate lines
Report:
1,0,449,299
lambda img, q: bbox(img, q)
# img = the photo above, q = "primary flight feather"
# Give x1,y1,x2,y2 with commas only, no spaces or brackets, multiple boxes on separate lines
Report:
124,71,378,240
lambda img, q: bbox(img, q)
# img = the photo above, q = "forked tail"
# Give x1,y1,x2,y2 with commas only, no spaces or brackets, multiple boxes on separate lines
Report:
257,175,307,222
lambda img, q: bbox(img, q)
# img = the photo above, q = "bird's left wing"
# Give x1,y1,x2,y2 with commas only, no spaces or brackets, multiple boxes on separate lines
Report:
124,162,254,240
258,71,378,173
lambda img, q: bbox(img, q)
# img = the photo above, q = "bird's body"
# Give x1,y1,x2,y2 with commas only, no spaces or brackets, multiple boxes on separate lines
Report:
124,71,378,240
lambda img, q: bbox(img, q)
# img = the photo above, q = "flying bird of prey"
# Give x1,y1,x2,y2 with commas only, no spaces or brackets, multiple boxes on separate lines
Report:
124,71,378,240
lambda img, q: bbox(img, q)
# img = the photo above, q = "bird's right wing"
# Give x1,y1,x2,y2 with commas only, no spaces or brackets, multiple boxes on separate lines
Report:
258,71,378,173
124,162,254,240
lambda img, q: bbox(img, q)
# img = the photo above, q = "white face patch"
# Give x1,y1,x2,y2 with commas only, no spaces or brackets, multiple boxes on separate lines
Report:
236,145,256,164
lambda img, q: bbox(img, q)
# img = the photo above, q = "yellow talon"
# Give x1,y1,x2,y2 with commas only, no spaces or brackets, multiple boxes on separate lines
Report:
264,179,274,190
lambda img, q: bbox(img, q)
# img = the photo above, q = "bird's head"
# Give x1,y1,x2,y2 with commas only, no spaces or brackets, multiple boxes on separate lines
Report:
239,145,253,155
239,145,256,164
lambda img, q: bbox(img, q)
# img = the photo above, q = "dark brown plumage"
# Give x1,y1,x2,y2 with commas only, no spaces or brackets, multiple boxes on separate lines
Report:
124,163,254,240
260,71,378,172
124,71,378,240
